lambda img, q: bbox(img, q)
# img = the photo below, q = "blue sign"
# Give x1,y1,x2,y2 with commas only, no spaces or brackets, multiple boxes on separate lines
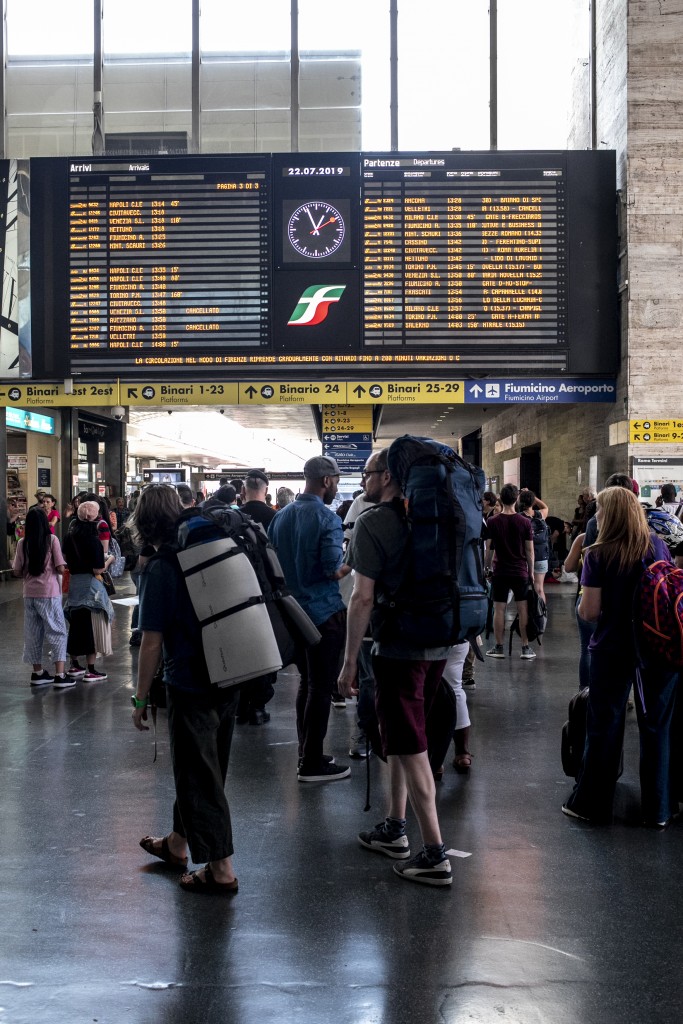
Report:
322,433,372,444
6,406,55,434
323,435,371,474
463,378,617,405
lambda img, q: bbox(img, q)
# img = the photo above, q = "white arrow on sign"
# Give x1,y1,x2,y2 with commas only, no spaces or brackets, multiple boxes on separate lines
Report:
469,384,483,397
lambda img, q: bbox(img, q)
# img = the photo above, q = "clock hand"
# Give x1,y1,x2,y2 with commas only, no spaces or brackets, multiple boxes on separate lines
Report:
309,216,337,234
305,207,319,232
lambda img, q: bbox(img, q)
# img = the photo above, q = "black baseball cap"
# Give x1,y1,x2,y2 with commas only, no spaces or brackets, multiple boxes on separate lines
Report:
245,468,269,485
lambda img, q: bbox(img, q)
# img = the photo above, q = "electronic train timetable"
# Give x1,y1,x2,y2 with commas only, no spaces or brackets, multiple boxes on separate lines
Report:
361,156,566,350
28,151,617,380
67,158,271,372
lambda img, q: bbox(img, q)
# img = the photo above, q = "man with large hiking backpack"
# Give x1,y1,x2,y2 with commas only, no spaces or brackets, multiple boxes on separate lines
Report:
338,448,453,887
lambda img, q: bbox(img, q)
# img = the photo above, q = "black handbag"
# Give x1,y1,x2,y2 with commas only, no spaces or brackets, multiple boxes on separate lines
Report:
100,570,116,596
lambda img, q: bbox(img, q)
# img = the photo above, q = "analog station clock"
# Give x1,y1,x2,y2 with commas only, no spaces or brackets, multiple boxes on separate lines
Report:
287,201,346,259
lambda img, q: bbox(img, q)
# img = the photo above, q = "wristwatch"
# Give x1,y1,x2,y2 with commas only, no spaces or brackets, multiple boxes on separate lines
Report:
131,695,148,709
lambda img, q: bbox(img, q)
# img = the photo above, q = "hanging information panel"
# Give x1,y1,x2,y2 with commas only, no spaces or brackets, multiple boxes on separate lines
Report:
27,150,617,381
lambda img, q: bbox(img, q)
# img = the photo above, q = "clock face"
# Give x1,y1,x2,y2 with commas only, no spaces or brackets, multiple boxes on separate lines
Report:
287,201,346,259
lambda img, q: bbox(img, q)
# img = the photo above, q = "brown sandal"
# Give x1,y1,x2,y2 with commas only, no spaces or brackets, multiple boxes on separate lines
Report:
179,863,238,895
453,752,473,774
139,835,188,869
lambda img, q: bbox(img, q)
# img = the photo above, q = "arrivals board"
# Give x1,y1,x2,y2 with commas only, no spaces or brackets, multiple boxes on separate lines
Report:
27,151,616,381
69,163,269,359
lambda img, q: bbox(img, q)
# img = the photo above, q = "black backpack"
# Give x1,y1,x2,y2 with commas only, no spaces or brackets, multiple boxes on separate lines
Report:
529,512,550,562
561,686,623,780
561,687,589,778
115,522,140,572
508,586,548,654
371,436,488,650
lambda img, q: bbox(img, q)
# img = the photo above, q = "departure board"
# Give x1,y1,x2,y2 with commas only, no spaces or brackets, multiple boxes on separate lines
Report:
362,163,565,350
27,151,617,381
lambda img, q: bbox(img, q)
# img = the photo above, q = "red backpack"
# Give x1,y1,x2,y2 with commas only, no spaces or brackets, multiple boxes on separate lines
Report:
638,559,683,666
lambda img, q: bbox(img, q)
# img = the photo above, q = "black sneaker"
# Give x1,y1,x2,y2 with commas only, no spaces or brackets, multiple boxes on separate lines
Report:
297,753,335,773
297,761,350,782
485,645,505,659
462,677,476,689
30,669,53,686
67,662,86,678
358,822,410,859
561,804,592,823
393,850,452,886
53,674,76,690
129,632,142,647
331,691,347,708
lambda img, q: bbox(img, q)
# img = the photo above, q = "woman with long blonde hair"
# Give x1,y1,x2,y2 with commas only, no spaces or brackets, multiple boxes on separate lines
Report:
563,486,678,827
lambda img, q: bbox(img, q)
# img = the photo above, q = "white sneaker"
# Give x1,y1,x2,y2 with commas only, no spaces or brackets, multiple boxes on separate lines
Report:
558,571,579,584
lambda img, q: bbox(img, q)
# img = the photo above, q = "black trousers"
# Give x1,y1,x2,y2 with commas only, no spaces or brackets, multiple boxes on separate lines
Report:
167,685,240,863
295,609,347,769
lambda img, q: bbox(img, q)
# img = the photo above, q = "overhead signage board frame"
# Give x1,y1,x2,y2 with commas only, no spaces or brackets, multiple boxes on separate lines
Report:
0,378,617,407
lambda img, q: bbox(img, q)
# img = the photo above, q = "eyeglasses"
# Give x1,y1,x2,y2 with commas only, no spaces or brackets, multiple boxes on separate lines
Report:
362,469,383,479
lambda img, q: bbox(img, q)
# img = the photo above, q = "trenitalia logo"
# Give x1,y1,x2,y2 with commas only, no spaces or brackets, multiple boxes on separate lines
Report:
287,285,346,326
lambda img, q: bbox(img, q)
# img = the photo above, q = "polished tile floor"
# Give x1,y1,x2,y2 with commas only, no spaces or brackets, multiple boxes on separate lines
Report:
0,577,681,1024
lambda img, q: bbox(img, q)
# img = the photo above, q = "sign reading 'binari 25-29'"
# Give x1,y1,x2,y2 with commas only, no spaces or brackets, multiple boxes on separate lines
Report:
27,150,617,382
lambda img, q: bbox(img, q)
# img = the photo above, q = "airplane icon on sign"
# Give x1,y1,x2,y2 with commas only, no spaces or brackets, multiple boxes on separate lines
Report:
485,384,500,398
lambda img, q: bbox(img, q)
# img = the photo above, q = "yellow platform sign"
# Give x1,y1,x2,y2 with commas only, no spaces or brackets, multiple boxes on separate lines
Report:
0,382,120,407
121,382,239,406
345,380,465,404
0,378,467,408
238,381,347,404
322,405,372,434
630,419,683,443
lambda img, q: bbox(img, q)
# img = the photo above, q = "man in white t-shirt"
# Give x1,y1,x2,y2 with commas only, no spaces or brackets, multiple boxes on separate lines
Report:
659,483,682,517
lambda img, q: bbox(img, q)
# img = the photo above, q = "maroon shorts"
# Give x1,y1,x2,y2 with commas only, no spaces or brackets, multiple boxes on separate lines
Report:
372,655,447,757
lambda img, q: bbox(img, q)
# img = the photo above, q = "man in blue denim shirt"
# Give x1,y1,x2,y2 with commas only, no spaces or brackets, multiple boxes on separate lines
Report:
269,455,351,782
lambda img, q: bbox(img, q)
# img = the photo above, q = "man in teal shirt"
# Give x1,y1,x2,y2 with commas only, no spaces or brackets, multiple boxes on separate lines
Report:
268,456,351,783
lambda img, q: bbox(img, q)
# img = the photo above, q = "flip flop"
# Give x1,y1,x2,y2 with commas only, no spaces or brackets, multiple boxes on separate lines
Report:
452,752,473,775
139,835,188,869
179,863,238,896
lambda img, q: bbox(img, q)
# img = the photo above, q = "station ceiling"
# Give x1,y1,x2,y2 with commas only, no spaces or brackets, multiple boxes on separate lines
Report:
126,403,495,472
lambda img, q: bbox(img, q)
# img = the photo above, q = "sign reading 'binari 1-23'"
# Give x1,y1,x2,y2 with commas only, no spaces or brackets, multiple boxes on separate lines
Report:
28,150,617,381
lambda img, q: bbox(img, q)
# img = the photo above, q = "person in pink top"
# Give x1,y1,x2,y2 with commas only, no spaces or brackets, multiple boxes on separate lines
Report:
12,507,70,688
41,494,61,535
